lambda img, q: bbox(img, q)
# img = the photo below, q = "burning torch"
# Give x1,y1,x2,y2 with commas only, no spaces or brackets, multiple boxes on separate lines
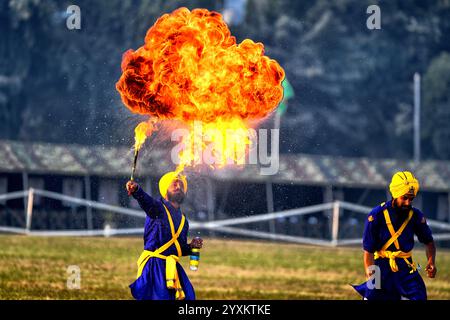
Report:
116,7,285,181
128,119,156,194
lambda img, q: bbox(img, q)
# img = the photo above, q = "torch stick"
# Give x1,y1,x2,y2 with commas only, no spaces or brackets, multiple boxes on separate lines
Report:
131,149,139,181
128,149,139,196
129,118,155,193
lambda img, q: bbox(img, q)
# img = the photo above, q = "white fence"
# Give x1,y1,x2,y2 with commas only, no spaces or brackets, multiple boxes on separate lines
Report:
1,188,450,246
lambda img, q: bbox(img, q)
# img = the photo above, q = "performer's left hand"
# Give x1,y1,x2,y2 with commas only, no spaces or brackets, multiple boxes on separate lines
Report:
425,262,437,278
189,237,203,249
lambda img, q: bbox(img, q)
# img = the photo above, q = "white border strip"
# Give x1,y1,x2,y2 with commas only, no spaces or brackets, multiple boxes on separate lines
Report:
210,225,335,247
201,202,333,228
33,189,145,218
0,226,26,234
0,190,29,202
26,228,144,237
2,190,450,245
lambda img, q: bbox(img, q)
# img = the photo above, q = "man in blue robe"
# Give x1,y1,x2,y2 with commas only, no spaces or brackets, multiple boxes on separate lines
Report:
352,171,437,300
126,171,203,300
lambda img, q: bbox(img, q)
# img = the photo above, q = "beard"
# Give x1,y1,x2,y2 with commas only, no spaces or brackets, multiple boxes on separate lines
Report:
167,190,185,204
399,205,411,212
397,201,412,212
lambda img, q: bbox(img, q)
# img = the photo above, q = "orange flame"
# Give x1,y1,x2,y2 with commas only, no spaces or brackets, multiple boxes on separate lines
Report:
134,118,157,154
116,7,284,171
174,119,253,175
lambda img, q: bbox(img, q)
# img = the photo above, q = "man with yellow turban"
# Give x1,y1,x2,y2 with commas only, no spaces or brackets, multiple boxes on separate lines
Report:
125,171,203,300
352,171,437,300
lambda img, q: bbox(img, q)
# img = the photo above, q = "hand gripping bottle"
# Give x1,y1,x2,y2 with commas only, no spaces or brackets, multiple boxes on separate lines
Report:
189,237,201,271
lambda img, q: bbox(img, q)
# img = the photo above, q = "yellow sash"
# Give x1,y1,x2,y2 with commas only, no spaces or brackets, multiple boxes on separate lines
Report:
135,203,186,300
374,202,417,273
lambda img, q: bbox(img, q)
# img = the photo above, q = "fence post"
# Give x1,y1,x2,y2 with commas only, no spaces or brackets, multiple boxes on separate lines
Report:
266,180,275,234
448,192,450,223
206,177,216,237
22,172,29,217
26,188,34,233
331,200,340,246
84,175,93,230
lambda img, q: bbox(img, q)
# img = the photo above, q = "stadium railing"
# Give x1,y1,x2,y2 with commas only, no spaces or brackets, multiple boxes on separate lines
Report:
1,188,449,246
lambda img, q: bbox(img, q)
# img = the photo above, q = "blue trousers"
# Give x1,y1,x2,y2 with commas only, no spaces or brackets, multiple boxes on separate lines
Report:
352,259,427,300
130,257,195,300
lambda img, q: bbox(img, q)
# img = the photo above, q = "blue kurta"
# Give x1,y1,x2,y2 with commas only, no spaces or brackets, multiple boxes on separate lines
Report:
352,200,433,300
129,187,195,300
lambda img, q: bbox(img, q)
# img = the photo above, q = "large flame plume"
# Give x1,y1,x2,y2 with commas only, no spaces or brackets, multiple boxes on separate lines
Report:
116,7,284,172
133,118,157,154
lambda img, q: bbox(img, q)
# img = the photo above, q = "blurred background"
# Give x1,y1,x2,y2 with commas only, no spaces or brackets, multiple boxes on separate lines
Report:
0,0,450,299
1,0,450,157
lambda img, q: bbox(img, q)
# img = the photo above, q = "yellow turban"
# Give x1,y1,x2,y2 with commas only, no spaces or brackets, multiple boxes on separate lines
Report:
159,171,188,198
389,171,420,199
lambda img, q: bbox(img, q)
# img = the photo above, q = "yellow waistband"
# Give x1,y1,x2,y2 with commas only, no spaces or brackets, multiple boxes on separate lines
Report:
136,250,185,300
374,250,417,273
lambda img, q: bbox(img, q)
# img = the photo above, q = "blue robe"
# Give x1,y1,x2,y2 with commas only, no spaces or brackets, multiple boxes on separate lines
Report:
129,187,195,300
352,200,433,300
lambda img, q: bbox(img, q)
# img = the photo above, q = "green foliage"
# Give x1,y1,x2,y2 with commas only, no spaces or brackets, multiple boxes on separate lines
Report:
423,52,450,159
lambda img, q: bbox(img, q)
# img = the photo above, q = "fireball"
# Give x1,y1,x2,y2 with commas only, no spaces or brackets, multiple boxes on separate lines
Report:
116,7,284,170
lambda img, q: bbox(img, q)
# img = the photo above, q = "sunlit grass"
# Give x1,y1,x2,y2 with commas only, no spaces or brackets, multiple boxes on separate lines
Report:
0,235,448,299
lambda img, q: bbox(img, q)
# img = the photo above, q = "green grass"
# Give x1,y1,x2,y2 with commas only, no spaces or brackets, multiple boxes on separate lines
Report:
0,235,449,299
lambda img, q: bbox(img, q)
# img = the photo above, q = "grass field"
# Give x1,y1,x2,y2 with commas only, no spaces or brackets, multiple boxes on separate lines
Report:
0,235,449,299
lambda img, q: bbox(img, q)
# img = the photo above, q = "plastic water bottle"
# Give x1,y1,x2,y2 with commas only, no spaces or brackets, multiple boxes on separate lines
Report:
189,237,201,271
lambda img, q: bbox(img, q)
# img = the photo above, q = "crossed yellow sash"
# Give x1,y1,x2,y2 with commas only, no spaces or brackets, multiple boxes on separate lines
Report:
135,203,186,300
374,202,417,273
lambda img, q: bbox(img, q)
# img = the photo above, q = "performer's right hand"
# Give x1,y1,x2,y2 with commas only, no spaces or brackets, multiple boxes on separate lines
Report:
126,180,139,195
425,262,437,278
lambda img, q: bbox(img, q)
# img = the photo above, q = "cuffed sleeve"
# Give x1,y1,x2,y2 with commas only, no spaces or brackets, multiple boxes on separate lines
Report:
181,242,192,256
